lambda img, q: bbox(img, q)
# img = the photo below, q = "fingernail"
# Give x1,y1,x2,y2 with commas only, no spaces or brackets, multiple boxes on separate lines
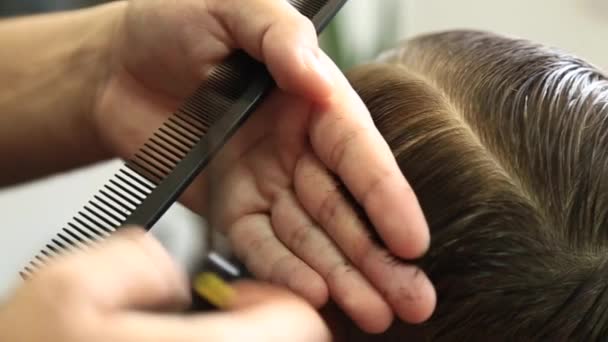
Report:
193,272,237,310
301,47,334,89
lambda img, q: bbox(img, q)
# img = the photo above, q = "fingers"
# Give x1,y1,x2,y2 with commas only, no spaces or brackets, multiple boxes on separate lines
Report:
271,190,393,333
295,152,436,324
207,0,333,100
227,214,329,308
107,281,331,342
39,227,190,311
308,51,431,259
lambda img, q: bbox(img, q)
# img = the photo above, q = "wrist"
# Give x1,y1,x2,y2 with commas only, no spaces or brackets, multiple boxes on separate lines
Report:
0,1,129,184
77,1,128,160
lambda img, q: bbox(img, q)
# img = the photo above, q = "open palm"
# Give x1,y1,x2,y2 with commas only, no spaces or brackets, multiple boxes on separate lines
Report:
93,0,435,333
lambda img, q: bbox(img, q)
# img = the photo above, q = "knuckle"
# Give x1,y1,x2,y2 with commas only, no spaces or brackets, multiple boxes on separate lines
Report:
273,2,317,39
288,222,317,252
317,185,343,230
268,254,293,285
232,233,275,279
350,235,375,267
328,128,360,173
259,19,275,58
294,14,317,37
361,170,394,207
247,234,273,256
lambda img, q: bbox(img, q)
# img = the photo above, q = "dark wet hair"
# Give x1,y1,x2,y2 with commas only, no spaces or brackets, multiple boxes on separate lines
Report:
344,30,608,340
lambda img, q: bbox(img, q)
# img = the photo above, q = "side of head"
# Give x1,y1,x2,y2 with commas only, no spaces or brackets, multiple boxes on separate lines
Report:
344,31,608,340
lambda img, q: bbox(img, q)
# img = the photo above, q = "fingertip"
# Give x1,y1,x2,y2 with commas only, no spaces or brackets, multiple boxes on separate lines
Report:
395,271,437,325
332,284,394,334
372,181,430,260
408,281,437,324
357,301,394,334
294,274,329,309
384,219,430,260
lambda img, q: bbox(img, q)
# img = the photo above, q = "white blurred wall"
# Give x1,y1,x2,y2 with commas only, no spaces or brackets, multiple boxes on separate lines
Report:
337,0,608,70
402,0,608,71
0,161,204,298
1,0,608,298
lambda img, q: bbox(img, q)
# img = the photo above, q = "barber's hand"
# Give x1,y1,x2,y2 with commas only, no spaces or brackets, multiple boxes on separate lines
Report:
93,0,435,333
0,228,330,342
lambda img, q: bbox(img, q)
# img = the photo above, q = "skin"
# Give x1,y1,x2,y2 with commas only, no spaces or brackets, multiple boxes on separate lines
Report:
0,228,332,341
0,0,435,335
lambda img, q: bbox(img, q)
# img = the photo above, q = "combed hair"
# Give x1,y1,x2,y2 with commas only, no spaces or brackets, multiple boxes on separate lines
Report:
342,30,608,340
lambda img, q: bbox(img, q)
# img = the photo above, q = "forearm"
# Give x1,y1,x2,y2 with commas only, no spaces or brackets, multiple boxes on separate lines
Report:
0,2,125,186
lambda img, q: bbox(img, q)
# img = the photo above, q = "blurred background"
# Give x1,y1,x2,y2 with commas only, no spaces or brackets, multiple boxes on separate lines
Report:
1,0,607,298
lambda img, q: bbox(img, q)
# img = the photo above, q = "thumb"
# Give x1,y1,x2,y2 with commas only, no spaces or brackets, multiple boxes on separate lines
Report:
225,280,312,310
40,227,191,312
207,0,334,100
106,281,332,342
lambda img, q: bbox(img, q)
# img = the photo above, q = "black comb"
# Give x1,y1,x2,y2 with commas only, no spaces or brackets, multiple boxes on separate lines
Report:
20,0,348,278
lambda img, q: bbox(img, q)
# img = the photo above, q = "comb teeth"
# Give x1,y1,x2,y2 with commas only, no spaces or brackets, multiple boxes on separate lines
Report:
23,171,145,277
290,0,328,19
21,0,347,279
27,166,152,262
21,53,255,278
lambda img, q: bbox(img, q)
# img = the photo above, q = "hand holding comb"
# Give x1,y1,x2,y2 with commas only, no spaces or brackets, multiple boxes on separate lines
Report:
20,0,349,309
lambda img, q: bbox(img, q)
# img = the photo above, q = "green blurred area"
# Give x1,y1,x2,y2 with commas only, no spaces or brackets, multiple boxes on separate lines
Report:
320,2,403,70
319,18,354,70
